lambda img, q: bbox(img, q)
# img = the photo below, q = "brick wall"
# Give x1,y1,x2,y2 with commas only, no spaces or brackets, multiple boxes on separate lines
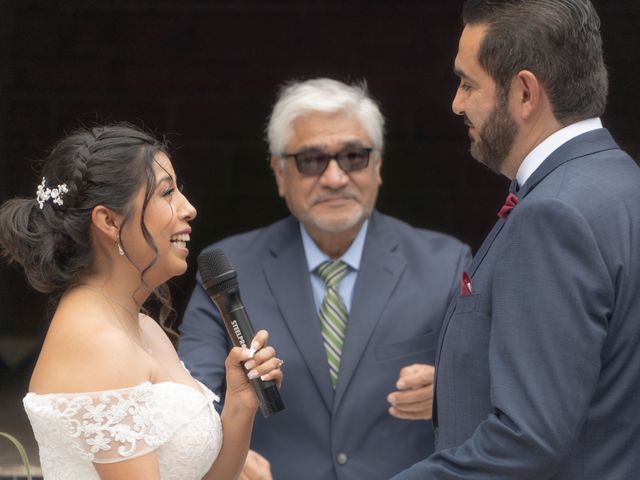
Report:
1,0,638,336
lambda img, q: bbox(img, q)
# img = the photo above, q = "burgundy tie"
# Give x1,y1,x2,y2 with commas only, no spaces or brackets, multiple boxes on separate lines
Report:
497,193,519,218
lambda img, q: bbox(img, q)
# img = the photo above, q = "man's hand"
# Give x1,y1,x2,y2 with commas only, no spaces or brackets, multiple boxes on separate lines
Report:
387,363,435,420
239,449,273,480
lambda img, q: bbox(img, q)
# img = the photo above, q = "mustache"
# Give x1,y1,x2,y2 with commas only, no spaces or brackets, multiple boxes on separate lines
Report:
463,115,473,127
309,191,359,205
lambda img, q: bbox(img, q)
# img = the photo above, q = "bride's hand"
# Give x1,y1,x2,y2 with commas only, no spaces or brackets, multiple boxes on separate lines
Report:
224,330,283,410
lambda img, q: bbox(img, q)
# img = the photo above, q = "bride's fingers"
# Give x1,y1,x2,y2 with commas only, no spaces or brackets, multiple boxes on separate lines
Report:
249,330,269,354
246,357,284,387
246,356,283,379
225,329,271,367
246,345,275,368
244,345,276,372
261,368,283,388
226,330,283,388
226,346,254,369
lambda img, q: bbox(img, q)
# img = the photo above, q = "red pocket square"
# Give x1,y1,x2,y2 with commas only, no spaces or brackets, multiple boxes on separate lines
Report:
460,272,473,296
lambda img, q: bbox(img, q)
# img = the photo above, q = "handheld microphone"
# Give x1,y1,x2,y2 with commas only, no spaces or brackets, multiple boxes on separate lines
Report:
197,247,285,417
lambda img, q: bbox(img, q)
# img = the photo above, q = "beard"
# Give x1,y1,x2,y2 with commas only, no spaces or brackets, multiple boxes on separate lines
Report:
301,202,369,234
298,186,374,234
469,99,518,174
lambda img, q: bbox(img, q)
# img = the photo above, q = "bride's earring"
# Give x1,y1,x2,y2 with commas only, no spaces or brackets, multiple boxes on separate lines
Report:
116,233,125,256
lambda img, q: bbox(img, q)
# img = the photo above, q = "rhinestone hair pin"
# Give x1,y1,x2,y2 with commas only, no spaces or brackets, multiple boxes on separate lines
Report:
36,177,69,209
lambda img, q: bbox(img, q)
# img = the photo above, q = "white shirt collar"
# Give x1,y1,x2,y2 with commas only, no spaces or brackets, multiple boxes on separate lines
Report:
515,117,603,188
300,220,369,273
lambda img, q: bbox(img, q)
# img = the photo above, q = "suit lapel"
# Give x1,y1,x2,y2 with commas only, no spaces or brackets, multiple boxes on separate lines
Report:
262,218,334,411
432,215,506,390
518,128,619,199
433,127,620,429
466,129,617,278
437,130,618,357
333,213,406,411
468,218,507,277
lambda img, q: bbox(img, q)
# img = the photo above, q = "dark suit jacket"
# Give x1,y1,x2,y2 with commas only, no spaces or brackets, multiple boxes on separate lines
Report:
178,211,470,480
394,129,640,479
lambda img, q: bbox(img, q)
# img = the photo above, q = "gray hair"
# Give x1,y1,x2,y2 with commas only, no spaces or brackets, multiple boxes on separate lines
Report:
266,78,385,157
463,0,608,125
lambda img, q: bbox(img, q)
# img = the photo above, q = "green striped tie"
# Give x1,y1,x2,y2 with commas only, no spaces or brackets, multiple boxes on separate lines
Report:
317,260,349,389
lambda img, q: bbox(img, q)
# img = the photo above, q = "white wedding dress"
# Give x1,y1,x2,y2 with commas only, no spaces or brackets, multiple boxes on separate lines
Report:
23,380,222,480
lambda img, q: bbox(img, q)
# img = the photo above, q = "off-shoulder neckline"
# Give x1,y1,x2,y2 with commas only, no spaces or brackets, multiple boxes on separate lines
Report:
24,379,215,401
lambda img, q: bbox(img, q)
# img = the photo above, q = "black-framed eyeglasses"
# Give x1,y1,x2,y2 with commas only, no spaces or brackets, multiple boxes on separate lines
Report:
282,147,373,177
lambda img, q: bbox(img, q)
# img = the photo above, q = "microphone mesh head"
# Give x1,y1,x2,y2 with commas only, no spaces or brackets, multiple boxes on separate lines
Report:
198,247,238,294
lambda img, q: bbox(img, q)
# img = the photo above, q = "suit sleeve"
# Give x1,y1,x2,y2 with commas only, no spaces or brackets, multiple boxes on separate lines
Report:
393,198,613,479
177,272,233,402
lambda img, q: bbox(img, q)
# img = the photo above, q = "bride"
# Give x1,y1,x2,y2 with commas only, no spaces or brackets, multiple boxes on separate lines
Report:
0,124,283,479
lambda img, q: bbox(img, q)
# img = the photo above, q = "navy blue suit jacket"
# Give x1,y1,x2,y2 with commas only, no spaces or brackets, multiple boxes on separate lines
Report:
178,211,470,480
394,129,640,479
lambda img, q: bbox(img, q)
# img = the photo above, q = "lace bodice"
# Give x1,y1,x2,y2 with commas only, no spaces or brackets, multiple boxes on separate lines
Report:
23,381,222,480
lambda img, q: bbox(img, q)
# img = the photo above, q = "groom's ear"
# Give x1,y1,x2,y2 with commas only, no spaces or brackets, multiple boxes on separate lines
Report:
512,69,545,122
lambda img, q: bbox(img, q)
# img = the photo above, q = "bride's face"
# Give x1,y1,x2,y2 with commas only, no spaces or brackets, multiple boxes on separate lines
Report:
119,152,197,287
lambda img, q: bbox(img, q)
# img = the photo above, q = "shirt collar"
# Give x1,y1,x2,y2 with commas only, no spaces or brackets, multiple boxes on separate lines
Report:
515,117,603,188
300,220,369,273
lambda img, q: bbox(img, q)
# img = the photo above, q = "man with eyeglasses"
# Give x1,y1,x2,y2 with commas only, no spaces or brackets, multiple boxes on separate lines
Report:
178,78,470,480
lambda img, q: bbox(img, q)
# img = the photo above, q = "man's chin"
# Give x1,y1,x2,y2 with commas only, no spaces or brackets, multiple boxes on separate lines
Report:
470,144,503,175
304,210,368,234
469,141,482,162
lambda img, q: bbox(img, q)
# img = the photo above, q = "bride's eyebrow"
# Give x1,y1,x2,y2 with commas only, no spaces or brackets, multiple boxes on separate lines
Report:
153,158,175,188
154,175,174,191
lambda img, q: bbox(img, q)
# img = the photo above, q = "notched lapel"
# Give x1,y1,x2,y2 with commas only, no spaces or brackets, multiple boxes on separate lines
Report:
433,128,620,427
468,218,507,277
519,128,619,198
333,216,406,411
262,219,334,411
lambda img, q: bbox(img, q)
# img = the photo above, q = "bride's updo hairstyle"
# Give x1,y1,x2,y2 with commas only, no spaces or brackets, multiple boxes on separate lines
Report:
0,123,169,301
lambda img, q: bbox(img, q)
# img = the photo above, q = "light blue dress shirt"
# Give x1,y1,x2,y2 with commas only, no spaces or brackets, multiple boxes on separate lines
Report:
300,220,368,313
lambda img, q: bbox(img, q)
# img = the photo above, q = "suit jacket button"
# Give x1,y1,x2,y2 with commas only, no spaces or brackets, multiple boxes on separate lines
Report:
336,453,348,465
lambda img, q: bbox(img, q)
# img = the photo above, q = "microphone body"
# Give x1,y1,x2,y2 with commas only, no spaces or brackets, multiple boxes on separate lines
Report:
198,248,285,417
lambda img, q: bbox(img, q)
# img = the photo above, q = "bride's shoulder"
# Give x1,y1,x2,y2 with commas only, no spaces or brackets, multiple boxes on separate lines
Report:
138,313,178,356
30,309,151,395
